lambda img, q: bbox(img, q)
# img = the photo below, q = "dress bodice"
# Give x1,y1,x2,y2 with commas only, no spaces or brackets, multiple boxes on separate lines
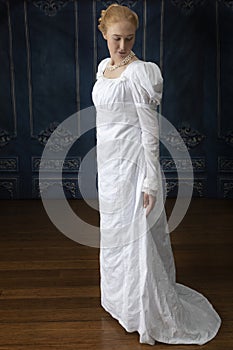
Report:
92,57,163,111
92,57,164,198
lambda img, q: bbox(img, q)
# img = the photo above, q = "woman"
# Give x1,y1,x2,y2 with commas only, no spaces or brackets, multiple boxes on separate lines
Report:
92,3,221,345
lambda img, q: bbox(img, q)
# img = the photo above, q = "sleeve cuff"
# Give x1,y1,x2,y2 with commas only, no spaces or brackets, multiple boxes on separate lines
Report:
142,177,158,197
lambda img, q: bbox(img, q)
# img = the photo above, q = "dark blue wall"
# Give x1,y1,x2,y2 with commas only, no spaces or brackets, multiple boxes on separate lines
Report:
0,0,232,199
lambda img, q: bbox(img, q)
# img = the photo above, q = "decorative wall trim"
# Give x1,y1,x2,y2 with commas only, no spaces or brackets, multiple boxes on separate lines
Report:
7,0,17,137
0,1,17,147
159,0,164,117
32,0,72,17
0,157,18,171
171,0,206,15
0,178,18,199
220,130,233,147
193,179,205,197
74,0,81,115
161,157,205,172
218,156,233,172
98,0,138,7
24,1,33,136
216,1,221,139
0,129,12,148
32,177,80,199
161,124,205,151
93,0,97,82
142,0,147,60
216,2,232,146
165,180,177,194
218,0,233,10
218,177,233,198
165,177,206,197
32,156,81,172
36,121,76,151
223,182,233,198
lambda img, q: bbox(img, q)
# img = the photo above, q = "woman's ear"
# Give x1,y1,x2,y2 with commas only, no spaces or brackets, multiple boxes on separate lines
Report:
102,32,107,40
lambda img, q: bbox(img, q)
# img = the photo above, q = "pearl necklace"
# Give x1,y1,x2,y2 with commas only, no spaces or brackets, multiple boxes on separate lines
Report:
106,50,136,71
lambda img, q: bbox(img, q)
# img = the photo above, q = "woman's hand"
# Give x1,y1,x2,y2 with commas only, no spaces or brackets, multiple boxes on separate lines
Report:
143,192,156,217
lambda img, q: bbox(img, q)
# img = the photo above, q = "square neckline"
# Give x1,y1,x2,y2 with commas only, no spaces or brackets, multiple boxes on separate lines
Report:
102,58,142,80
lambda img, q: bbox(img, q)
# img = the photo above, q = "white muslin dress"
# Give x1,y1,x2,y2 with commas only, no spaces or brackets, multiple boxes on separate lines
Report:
91,57,221,345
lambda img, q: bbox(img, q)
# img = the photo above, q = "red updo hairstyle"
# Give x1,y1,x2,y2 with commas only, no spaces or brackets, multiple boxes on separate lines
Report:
98,3,139,35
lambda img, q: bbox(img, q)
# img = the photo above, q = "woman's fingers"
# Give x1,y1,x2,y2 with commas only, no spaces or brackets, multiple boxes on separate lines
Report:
143,192,149,208
143,193,156,217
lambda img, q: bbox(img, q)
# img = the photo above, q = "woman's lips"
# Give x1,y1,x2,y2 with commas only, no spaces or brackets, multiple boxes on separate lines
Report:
118,53,127,58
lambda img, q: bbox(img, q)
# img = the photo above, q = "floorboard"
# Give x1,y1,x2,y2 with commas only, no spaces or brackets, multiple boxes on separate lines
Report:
0,198,232,349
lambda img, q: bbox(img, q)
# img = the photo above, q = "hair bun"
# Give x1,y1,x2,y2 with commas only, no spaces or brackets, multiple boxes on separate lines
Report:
98,9,106,24
98,3,139,34
108,3,119,8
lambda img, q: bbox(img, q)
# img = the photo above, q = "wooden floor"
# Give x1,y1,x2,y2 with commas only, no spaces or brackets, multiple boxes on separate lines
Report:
0,198,232,350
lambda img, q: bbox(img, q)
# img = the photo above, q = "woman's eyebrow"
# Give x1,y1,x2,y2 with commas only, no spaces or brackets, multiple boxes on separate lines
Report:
112,34,134,37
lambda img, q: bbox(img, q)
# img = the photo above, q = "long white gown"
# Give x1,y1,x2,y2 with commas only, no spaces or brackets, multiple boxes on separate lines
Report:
91,57,221,345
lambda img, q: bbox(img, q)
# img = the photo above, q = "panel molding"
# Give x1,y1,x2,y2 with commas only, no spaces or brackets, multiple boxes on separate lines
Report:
0,1,17,148
24,0,80,140
36,121,76,152
220,131,233,147
142,0,147,60
74,0,80,114
165,177,206,197
161,157,205,172
171,0,206,15
32,177,80,198
218,156,233,172
32,156,81,172
218,177,233,198
0,177,19,199
0,129,12,148
97,0,139,7
32,0,72,17
0,157,18,171
161,123,206,151
216,1,233,146
218,0,233,11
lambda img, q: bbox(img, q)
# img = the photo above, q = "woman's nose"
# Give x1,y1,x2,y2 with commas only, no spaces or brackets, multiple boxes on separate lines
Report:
119,40,126,51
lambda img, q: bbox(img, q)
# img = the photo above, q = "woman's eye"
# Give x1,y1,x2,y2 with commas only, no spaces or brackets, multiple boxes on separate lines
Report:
113,38,133,41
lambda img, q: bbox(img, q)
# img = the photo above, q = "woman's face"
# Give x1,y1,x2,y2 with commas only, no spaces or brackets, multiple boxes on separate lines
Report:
103,20,136,64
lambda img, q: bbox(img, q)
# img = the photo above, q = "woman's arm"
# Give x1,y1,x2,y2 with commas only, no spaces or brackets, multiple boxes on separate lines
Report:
136,104,160,216
129,61,163,216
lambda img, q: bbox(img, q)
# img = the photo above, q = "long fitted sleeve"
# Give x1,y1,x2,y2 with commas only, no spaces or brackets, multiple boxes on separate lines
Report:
129,62,163,197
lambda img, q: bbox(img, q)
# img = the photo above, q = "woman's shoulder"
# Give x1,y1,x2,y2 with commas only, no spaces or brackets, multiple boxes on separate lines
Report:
130,59,160,68
127,60,163,105
95,57,110,79
97,57,110,71
127,59,163,83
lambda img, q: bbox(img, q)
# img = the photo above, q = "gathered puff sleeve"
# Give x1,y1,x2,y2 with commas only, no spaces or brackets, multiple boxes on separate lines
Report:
129,61,163,197
96,58,109,80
